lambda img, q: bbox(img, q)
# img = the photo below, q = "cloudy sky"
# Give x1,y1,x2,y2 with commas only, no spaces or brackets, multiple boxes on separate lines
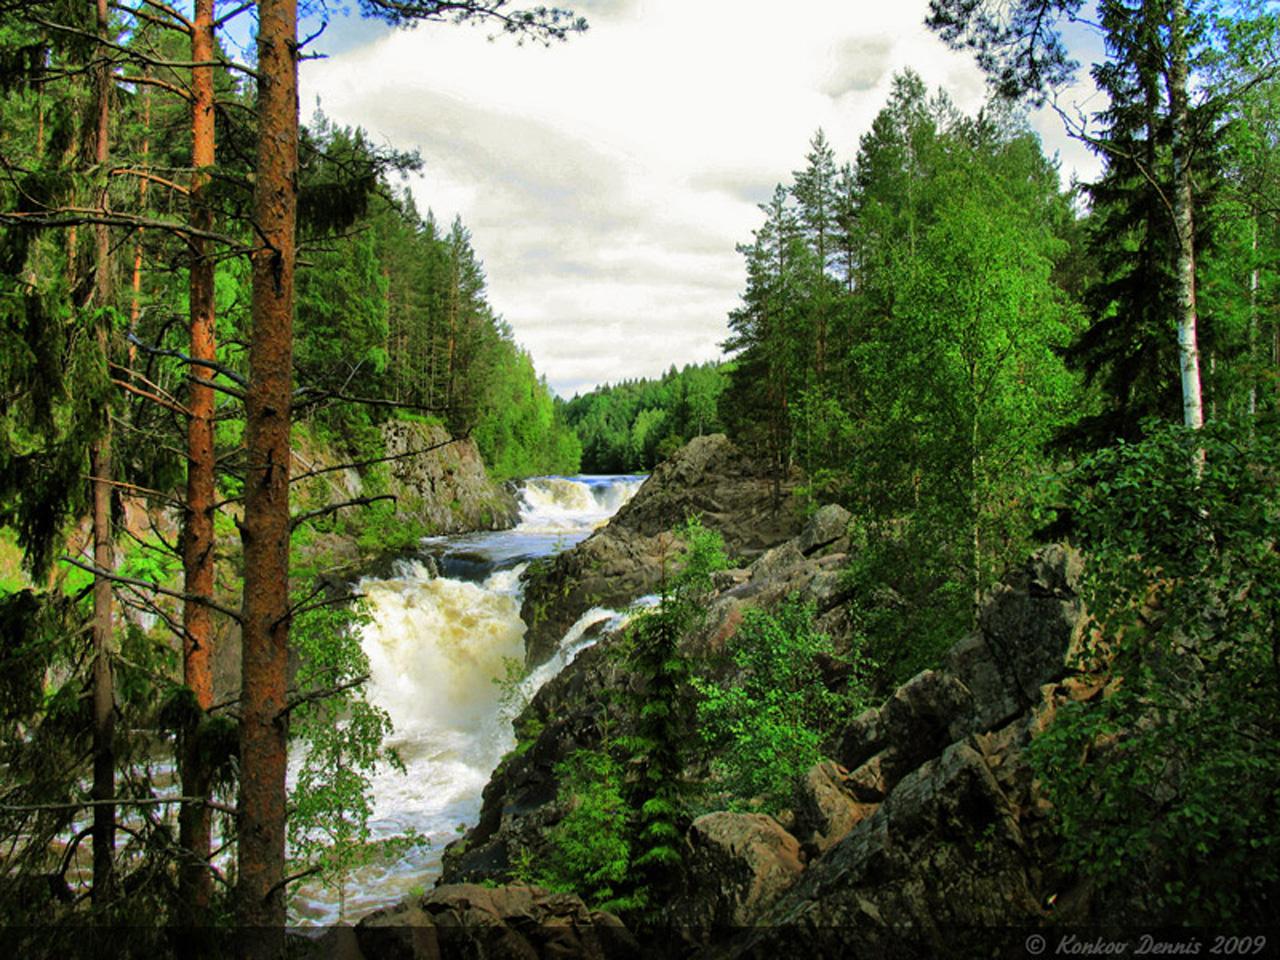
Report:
297,0,1103,398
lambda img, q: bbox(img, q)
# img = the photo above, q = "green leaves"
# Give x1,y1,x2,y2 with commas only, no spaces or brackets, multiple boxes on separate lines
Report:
287,597,405,918
693,597,867,812
519,748,634,910
1030,418,1280,922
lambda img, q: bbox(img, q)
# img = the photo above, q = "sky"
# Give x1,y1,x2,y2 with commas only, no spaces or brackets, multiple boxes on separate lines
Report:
296,0,1104,398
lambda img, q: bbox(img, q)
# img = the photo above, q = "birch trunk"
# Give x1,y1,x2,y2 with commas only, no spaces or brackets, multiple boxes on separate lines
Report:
1168,0,1205,432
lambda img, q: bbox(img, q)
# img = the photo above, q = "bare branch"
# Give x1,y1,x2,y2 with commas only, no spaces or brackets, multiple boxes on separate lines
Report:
30,15,257,78
286,594,368,622
277,674,370,722
127,332,249,387
60,557,243,623
113,72,190,101
110,166,190,195
289,495,397,531
212,0,254,30
0,795,235,815
84,474,186,510
0,206,244,249
265,865,322,901
293,387,448,414
112,376,192,417
135,0,192,30
290,436,464,483
112,2,190,36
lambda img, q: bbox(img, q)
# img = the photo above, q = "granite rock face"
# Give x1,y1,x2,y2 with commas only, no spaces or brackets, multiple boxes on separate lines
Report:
354,884,638,960
379,419,521,534
712,544,1088,959
519,435,803,668
395,425,1097,956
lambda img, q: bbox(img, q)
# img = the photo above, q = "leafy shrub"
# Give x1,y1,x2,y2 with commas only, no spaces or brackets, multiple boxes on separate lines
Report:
520,749,635,911
694,597,868,812
1029,419,1280,923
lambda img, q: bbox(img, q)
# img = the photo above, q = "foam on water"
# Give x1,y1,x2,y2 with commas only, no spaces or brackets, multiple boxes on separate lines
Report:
290,475,645,925
515,475,645,535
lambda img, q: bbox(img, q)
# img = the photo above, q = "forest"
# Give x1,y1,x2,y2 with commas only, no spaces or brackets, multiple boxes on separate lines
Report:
0,0,1278,954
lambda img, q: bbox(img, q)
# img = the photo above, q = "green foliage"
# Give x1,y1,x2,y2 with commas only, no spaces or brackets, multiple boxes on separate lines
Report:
838,518,972,690
694,598,868,811
723,77,1080,641
519,749,635,911
288,597,409,920
353,496,435,558
1029,419,1280,922
614,518,726,907
527,520,727,915
563,362,727,472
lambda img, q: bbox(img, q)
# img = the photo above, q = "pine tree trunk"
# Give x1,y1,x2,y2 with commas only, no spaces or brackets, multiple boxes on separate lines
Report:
128,75,149,359
180,0,217,920
237,0,297,945
1168,0,1205,432
89,0,116,907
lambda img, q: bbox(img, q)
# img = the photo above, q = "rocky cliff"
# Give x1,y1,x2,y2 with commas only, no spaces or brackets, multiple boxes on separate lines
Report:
428,538,1090,959
519,434,803,667
342,433,1124,958
294,419,520,586
377,420,521,535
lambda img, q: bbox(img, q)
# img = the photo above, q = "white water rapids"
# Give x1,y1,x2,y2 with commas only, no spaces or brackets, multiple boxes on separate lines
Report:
290,475,645,925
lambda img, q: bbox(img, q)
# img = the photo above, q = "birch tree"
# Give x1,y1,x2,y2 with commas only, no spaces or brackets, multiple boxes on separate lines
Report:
926,0,1212,429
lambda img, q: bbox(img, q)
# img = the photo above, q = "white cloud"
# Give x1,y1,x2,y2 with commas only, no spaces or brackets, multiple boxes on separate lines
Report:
301,0,1102,397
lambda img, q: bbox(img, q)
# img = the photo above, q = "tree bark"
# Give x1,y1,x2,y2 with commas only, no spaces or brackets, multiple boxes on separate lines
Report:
237,0,297,947
128,74,149,359
89,0,116,908
179,0,217,922
1168,0,1205,432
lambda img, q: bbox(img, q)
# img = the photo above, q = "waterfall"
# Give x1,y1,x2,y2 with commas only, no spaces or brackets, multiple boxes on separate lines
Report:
515,476,645,535
290,475,643,925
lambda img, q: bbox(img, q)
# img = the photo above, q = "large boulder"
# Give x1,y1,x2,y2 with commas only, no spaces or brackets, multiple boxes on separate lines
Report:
671,813,806,943
354,884,638,960
520,435,803,668
733,732,1051,959
790,761,878,858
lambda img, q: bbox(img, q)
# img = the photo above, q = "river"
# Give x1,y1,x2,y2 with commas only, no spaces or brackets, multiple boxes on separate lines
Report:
290,474,645,925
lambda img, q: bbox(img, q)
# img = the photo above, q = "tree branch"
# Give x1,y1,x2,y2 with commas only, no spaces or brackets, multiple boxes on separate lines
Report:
286,595,367,622
112,376,192,417
289,495,397,531
114,70,192,100
127,332,249,387
0,206,244,249
277,674,370,722
289,436,464,483
110,166,190,195
134,0,192,30
30,15,257,78
0,795,235,815
265,865,322,901
212,0,254,30
60,557,243,623
84,474,186,510
293,386,448,414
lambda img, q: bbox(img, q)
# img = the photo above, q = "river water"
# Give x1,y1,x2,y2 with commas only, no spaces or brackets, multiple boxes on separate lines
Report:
290,475,645,925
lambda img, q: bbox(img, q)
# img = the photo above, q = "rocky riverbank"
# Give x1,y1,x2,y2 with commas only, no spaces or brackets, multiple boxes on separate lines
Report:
297,418,521,584
325,436,1125,958
519,434,804,667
